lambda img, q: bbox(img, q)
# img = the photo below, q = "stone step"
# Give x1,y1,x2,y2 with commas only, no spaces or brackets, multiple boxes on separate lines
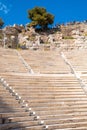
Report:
31,104,87,112
40,112,87,121
6,90,85,95
0,115,34,124
35,108,87,116
0,120,40,130
0,112,29,117
3,92,86,97
1,88,84,92
28,101,87,107
55,127,87,130
47,121,87,129
17,98,87,103
11,125,43,130
0,108,25,113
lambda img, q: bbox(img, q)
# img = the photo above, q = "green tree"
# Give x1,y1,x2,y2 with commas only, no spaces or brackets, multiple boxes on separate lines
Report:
28,7,54,29
0,18,4,28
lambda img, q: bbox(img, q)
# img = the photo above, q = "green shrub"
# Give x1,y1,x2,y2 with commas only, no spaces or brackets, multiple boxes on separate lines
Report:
63,36,74,39
0,34,3,39
85,33,87,36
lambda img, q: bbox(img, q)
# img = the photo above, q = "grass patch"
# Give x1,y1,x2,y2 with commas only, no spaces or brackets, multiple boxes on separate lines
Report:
63,36,74,39
0,34,3,39
85,33,87,36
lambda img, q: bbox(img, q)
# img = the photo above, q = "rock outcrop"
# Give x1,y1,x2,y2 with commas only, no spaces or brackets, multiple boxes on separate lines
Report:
0,22,87,50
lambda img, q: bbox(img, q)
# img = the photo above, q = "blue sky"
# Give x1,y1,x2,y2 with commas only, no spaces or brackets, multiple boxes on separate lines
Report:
0,0,87,26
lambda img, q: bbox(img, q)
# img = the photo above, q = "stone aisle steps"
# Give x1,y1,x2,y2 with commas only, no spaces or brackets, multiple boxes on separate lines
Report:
0,82,45,130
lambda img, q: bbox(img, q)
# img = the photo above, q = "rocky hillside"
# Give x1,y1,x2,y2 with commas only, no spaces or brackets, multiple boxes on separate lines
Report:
0,21,87,50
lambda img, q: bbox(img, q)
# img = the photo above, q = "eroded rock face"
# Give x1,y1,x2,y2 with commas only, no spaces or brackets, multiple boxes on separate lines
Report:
0,24,25,48
13,24,25,33
0,29,3,47
1,22,87,50
1,26,19,48
4,26,19,35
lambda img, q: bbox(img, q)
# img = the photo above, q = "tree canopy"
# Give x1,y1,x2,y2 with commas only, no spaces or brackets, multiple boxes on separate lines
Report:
0,18,4,28
28,7,54,29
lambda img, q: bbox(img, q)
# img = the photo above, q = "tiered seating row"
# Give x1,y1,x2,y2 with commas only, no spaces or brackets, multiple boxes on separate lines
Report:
19,50,71,74
65,50,87,74
0,48,27,73
2,74,87,129
0,79,45,130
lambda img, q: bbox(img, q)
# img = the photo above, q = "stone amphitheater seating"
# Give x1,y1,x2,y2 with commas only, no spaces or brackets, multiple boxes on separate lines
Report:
0,48,27,73
1,48,87,129
65,50,87,74
19,50,71,74
0,82,44,130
